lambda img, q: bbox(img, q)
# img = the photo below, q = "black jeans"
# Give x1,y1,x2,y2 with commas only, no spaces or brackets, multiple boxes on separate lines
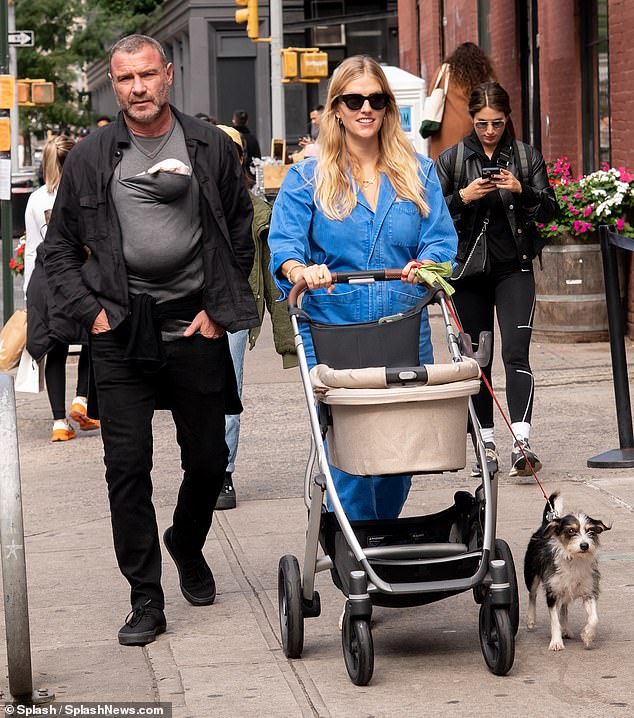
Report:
452,264,535,430
90,326,231,610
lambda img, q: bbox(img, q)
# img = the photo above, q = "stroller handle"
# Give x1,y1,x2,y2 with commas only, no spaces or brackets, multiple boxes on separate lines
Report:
287,268,414,310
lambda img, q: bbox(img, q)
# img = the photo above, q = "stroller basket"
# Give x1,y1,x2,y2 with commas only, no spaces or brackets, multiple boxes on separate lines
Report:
302,290,435,369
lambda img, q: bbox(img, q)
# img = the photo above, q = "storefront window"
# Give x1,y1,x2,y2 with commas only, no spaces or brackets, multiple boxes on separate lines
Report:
581,0,610,172
596,1,611,167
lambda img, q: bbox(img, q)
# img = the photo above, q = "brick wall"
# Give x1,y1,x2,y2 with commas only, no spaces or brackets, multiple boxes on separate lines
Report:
488,0,522,139
419,0,443,84
538,0,583,172
397,0,419,76
609,0,634,169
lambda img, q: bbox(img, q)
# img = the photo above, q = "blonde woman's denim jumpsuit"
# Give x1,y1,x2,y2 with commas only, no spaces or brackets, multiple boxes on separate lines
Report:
269,156,458,521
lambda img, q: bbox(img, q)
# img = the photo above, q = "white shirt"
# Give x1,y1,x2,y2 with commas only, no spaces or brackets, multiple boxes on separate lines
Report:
24,184,56,297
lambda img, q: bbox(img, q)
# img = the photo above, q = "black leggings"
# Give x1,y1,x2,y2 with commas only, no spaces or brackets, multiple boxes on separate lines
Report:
452,265,535,430
45,343,90,420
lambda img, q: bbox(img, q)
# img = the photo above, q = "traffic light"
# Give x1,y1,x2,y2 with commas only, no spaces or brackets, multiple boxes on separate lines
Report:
300,51,328,82
17,81,30,104
281,50,298,81
31,82,55,104
17,79,55,106
235,0,259,40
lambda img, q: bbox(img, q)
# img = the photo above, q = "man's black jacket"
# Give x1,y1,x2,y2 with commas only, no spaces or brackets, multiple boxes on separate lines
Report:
44,107,259,333
435,132,559,263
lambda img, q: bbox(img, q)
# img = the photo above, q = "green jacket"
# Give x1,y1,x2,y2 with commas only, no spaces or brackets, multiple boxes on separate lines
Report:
248,195,297,368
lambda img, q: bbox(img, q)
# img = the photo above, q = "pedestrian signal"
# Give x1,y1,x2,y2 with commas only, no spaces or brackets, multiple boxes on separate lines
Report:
31,82,55,104
17,79,55,106
235,0,259,40
300,52,328,82
282,50,298,81
17,81,30,105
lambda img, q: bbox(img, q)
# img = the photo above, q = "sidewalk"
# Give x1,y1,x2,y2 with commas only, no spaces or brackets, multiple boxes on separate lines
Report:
1,310,634,717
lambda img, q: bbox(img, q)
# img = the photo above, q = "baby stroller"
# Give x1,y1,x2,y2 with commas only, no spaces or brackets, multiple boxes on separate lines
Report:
277,269,519,685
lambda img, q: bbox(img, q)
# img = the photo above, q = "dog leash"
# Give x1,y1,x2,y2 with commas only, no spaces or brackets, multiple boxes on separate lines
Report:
444,296,557,518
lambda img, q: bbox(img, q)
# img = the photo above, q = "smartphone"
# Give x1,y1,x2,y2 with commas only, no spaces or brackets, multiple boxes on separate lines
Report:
481,166,500,181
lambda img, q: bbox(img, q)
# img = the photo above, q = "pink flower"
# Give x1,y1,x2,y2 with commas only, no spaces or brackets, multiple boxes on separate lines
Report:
561,195,568,202
549,224,558,231
574,192,582,199
616,218,625,231
584,206,593,217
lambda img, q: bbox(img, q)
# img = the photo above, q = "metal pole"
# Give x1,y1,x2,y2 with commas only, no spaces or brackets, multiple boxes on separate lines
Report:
588,225,634,468
601,227,634,448
8,0,19,173
0,373,54,703
0,373,33,699
269,0,285,140
1,0,14,322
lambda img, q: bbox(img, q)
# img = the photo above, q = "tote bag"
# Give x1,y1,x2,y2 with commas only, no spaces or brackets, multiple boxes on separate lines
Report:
419,63,450,139
0,309,27,372
15,348,46,393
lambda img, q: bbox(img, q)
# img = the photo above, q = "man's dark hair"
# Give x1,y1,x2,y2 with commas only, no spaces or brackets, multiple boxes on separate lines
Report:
109,34,168,74
312,105,324,113
232,110,248,126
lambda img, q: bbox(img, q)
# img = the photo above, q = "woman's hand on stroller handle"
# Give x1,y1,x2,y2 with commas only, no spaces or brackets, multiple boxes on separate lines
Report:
284,260,335,294
401,259,434,285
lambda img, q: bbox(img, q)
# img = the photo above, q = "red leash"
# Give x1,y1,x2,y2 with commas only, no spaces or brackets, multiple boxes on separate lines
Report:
445,295,554,511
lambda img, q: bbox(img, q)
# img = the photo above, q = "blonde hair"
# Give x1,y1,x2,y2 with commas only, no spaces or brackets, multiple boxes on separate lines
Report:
42,135,76,193
315,55,429,221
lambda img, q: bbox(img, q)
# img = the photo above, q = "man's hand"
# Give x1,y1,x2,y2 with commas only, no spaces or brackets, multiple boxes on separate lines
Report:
91,308,112,334
183,310,225,339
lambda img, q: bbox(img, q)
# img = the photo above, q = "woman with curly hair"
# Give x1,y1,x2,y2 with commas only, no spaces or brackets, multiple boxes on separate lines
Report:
268,55,457,521
427,42,496,162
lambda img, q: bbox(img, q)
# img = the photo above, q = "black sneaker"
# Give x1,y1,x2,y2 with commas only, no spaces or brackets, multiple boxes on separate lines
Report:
163,526,216,606
118,600,166,646
215,472,237,510
470,442,499,478
509,438,542,477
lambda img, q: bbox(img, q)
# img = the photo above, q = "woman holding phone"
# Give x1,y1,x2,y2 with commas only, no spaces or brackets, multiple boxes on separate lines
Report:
435,82,558,479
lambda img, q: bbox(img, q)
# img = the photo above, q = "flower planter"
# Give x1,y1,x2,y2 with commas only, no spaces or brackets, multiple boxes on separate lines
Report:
533,240,623,343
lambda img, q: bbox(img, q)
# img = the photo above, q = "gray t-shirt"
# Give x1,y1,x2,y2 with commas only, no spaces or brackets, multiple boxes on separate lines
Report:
111,117,204,301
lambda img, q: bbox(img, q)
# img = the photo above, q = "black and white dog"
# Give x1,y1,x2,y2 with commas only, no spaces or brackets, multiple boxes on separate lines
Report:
524,491,611,651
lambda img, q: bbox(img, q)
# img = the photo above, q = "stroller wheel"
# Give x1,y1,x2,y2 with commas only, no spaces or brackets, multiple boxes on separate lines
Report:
494,538,519,636
278,554,304,658
341,609,374,686
478,604,515,676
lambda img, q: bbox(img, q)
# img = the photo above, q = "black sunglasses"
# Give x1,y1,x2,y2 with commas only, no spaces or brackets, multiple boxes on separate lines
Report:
335,93,390,111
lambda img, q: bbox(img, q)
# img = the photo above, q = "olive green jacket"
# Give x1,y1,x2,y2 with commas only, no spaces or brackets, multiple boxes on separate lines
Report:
248,195,297,369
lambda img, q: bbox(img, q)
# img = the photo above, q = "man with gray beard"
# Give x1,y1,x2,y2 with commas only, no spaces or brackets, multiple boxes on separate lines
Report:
45,34,258,645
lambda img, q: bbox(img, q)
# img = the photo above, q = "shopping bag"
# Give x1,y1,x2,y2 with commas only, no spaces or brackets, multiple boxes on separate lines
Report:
15,348,46,393
419,63,450,139
0,309,27,372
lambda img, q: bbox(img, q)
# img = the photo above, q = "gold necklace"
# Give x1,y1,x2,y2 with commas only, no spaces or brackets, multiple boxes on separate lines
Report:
360,175,377,187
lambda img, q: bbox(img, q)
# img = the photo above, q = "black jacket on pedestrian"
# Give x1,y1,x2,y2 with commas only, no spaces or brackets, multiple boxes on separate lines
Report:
234,124,261,173
44,106,259,334
435,131,559,264
26,244,86,361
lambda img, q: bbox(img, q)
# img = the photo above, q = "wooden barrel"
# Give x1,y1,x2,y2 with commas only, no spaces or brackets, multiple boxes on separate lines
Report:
533,243,613,342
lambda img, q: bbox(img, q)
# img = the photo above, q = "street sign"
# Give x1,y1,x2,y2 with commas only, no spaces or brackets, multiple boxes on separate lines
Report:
8,31,34,47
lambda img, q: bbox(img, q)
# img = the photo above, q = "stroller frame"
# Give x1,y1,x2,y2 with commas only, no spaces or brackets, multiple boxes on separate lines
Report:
277,269,517,684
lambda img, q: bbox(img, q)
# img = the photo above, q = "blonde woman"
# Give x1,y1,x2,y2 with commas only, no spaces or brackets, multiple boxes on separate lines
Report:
268,55,457,521
25,134,99,441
